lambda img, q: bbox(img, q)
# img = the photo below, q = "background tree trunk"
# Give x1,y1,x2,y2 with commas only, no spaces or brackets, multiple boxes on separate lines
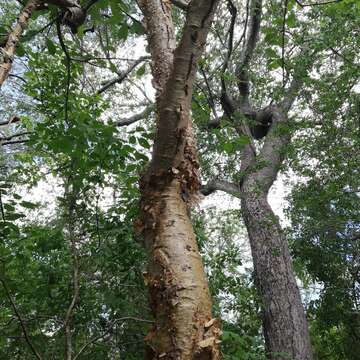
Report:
203,105,314,359
239,109,313,359
241,187,313,360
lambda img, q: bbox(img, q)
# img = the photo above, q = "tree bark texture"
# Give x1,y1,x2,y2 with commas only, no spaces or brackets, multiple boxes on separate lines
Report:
239,109,313,360
241,190,313,360
0,0,38,89
137,1,221,359
209,0,315,353
203,105,314,359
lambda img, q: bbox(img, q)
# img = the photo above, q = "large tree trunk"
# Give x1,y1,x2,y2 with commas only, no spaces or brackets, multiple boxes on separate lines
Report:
239,109,313,360
0,0,38,88
203,105,314,359
137,1,221,359
241,186,313,360
202,0,315,354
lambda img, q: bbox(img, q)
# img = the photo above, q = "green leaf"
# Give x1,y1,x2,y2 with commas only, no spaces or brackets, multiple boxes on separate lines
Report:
265,47,278,60
46,39,57,55
131,21,145,35
138,137,150,149
110,62,118,73
16,43,26,57
136,64,146,77
118,24,129,40
223,142,234,154
268,58,282,70
264,27,282,46
6,212,25,221
286,12,296,28
20,201,38,209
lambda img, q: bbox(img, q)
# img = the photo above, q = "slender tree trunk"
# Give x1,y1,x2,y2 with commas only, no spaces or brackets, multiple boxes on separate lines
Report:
0,0,38,88
137,1,221,359
241,188,313,360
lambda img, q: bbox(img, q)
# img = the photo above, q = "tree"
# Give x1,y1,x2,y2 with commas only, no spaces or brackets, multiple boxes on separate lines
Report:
2,0,224,358
1,41,152,359
1,0,359,359
0,0,91,88
197,0,359,358
136,1,222,358
286,46,360,358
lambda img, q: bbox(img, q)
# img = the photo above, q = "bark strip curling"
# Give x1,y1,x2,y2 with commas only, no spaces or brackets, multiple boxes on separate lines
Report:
137,1,221,358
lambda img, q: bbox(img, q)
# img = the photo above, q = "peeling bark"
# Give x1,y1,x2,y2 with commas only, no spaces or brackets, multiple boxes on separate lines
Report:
0,0,38,88
137,0,221,358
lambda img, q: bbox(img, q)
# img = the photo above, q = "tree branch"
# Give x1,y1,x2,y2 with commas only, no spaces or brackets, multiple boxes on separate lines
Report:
73,316,154,360
46,0,80,8
56,19,71,124
115,104,154,127
0,0,38,88
63,185,80,360
253,106,290,192
295,0,344,7
220,0,237,93
201,179,240,197
0,116,21,127
0,190,5,221
199,66,220,126
279,47,314,113
235,0,262,110
282,0,289,88
97,57,148,95
1,139,29,146
171,0,189,10
0,279,42,360
0,131,31,142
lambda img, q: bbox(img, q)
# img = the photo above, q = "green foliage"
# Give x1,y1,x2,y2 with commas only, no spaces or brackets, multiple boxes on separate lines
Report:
193,208,264,358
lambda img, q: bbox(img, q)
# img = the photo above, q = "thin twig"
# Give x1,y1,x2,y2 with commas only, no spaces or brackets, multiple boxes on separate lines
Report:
0,116,21,127
220,0,237,93
200,65,219,123
282,0,288,88
115,104,155,127
0,190,5,221
0,279,42,360
73,317,154,360
295,0,343,7
97,57,147,95
0,131,31,142
1,139,29,146
56,20,71,125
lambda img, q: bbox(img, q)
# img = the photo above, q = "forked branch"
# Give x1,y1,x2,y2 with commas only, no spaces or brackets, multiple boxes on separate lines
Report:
235,0,263,108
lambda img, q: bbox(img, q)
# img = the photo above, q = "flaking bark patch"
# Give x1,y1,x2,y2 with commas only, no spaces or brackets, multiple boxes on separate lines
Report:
138,0,221,357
